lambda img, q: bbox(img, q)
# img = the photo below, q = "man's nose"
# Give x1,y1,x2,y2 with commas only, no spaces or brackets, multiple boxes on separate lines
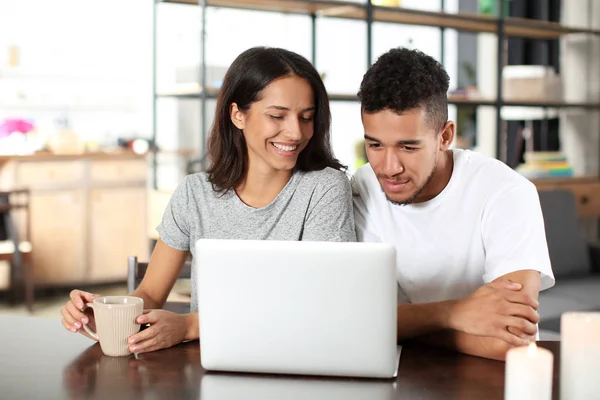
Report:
382,149,404,175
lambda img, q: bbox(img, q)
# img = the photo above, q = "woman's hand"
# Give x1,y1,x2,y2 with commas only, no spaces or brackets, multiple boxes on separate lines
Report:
128,310,197,354
60,290,101,340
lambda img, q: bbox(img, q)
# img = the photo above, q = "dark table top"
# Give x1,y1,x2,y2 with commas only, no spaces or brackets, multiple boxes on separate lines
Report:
0,314,561,400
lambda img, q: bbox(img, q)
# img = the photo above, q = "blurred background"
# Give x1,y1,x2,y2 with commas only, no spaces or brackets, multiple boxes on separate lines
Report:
0,0,599,338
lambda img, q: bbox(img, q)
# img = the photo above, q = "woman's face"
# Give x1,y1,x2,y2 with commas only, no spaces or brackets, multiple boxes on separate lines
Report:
230,75,315,174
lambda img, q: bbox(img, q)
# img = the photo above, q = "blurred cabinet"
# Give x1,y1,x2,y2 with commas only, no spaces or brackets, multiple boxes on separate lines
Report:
29,189,86,285
0,153,149,288
89,187,147,281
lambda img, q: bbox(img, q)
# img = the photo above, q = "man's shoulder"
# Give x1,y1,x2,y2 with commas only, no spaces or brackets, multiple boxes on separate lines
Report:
457,149,534,194
350,163,378,194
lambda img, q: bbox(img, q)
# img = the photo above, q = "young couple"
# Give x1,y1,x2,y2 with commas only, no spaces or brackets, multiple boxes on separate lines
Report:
61,46,555,361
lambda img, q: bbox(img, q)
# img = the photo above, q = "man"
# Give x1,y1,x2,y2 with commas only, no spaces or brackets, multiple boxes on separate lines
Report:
351,47,555,361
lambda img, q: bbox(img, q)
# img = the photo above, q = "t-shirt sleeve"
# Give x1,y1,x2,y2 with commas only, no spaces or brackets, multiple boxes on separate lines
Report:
482,181,555,291
302,171,356,242
156,176,192,251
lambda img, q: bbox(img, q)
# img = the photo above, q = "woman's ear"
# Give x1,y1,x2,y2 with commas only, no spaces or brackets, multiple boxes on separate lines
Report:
230,103,245,130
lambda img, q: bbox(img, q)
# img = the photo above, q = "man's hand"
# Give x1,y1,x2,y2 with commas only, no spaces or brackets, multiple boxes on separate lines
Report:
127,310,197,354
448,278,539,346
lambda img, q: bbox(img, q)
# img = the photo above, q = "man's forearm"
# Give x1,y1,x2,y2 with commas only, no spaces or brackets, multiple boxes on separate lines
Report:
417,330,515,361
396,301,457,341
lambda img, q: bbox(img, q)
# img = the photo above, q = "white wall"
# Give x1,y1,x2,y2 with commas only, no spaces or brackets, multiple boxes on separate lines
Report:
0,0,153,145
1,0,459,188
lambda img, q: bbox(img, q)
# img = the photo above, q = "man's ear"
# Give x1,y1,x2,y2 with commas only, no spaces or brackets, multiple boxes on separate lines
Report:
439,121,455,151
230,103,245,130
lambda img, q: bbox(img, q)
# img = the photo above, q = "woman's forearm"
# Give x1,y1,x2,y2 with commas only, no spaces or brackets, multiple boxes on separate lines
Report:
184,312,199,341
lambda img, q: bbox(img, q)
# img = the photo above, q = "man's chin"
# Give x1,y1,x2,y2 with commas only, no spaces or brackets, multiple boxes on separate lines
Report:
383,191,416,206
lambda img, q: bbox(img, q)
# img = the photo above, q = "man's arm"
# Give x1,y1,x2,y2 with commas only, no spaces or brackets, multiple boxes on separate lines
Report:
413,270,541,361
396,270,541,360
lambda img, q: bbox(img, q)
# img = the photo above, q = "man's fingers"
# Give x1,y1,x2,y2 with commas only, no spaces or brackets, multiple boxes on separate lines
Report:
497,328,529,347
506,292,539,310
506,303,540,324
490,278,522,291
507,326,537,342
503,316,538,336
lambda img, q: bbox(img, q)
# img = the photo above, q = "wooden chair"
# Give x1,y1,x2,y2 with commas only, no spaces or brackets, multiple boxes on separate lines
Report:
0,189,34,311
127,255,191,314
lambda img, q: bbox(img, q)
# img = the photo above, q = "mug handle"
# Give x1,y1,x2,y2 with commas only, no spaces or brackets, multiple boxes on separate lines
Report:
81,303,99,341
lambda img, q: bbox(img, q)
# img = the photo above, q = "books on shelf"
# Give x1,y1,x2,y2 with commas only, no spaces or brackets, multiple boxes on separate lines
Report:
516,152,574,179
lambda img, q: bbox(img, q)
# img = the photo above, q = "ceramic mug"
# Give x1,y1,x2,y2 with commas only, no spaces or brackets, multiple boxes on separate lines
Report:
83,296,144,357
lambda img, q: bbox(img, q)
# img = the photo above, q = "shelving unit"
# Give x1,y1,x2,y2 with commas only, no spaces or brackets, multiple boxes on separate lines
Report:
151,0,600,189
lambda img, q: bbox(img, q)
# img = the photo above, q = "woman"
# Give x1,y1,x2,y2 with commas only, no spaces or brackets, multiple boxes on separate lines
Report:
60,47,356,353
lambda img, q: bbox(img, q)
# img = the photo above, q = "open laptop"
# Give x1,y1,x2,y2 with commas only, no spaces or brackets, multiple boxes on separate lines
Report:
200,371,398,400
195,239,401,379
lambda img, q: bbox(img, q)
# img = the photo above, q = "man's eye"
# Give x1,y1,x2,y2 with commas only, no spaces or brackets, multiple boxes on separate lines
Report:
367,143,380,148
404,146,416,151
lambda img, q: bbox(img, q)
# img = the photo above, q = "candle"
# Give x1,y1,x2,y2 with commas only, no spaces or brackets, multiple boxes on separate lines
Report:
561,312,600,400
505,343,553,400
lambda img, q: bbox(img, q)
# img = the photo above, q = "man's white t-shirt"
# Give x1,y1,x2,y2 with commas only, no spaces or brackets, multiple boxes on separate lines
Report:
352,149,555,304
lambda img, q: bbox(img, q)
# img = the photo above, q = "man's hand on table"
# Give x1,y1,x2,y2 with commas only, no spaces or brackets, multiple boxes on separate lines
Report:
448,278,539,346
127,310,197,354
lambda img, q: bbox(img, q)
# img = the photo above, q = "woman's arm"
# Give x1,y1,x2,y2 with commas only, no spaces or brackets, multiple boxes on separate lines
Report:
126,239,197,353
129,239,189,309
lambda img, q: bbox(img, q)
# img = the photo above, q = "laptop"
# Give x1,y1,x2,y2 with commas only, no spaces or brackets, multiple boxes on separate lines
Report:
195,239,401,379
200,371,398,400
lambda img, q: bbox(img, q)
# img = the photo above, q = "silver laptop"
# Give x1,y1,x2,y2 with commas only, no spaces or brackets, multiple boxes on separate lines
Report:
200,372,398,400
195,239,400,379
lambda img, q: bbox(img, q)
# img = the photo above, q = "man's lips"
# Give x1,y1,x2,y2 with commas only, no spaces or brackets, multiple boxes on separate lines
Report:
380,178,410,193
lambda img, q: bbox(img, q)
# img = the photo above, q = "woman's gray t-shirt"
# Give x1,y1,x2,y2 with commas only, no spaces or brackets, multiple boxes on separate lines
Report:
156,167,356,311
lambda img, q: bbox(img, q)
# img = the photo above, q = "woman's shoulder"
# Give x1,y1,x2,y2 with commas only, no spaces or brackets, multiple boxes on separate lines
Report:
172,172,218,199
296,167,351,192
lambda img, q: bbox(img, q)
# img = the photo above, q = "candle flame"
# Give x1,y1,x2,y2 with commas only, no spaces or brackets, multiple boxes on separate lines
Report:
528,342,537,356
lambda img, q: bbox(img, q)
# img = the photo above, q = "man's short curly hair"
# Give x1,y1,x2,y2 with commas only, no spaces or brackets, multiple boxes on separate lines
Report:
358,47,450,131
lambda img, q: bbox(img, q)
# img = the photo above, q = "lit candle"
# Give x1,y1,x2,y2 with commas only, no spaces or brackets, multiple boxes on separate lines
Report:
504,343,553,400
561,312,600,400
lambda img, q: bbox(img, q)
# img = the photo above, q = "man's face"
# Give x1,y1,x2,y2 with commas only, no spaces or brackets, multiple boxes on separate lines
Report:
362,108,443,205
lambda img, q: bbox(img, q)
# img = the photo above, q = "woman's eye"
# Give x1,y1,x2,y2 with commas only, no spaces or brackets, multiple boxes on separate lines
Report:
301,115,314,122
269,115,284,120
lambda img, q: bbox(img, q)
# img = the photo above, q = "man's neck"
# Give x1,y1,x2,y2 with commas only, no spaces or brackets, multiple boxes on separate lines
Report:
236,161,292,209
417,149,455,203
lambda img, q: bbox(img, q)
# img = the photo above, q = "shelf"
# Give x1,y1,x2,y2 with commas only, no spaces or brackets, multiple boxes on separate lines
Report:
502,100,600,109
155,84,219,99
162,0,360,15
155,88,600,110
160,0,600,39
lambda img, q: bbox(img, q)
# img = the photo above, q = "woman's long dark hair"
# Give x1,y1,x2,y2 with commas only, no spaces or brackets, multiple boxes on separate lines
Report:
206,46,345,192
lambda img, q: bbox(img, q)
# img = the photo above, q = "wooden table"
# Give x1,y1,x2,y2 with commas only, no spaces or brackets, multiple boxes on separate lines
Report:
0,315,561,400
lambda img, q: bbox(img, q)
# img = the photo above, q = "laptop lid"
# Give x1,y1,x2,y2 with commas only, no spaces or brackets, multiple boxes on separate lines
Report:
196,239,398,378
